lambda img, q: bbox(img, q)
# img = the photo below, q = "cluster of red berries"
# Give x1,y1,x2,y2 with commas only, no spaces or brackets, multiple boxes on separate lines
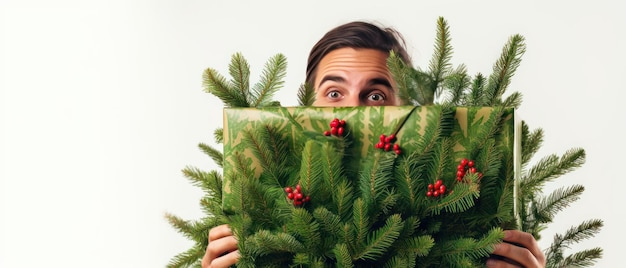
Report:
427,179,446,197
456,158,482,182
323,118,346,137
375,134,401,155
284,184,310,206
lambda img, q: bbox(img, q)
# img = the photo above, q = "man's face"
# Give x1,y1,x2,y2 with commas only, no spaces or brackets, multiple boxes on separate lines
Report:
312,48,399,107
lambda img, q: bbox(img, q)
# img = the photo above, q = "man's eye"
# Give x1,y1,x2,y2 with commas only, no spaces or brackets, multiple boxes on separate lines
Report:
327,91,341,99
368,93,385,102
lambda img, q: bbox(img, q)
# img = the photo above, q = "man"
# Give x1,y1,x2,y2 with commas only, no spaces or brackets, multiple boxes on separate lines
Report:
202,21,546,268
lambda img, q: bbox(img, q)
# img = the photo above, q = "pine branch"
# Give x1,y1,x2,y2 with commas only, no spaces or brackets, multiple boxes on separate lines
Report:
545,219,604,268
483,34,526,106
333,243,354,268
441,64,470,105
387,51,416,105
466,73,486,106
429,17,454,100
297,82,316,106
289,208,322,254
352,198,370,255
198,142,223,168
520,148,586,197
213,128,223,144
165,243,205,268
202,67,249,107
556,248,603,268
228,52,251,105
536,185,585,224
520,122,543,166
356,214,403,261
251,53,287,107
313,207,344,240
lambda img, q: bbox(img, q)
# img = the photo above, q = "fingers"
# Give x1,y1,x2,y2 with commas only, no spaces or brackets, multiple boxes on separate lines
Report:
202,249,239,268
208,224,233,242
503,230,546,266
201,224,239,268
488,230,545,268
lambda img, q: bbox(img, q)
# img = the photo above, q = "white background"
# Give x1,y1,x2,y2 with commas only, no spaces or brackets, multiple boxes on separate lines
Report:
1,0,623,267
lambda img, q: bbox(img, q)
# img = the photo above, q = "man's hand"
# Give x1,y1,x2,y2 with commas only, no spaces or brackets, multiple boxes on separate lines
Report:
201,224,239,268
487,230,546,268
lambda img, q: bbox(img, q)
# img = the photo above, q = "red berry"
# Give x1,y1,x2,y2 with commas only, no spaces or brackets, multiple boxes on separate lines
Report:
435,179,442,188
296,193,303,199
323,130,331,136
469,167,476,174
393,144,399,150
395,149,401,155
287,193,294,199
457,170,464,177
439,185,446,194
305,196,310,202
461,158,468,166
380,134,386,142
295,184,301,191
285,187,292,193
427,191,432,197
338,127,344,136
330,126,337,135
375,141,384,149
384,143,391,151
330,120,338,128
433,191,440,197
388,134,396,142
428,183,433,190
468,160,475,167
340,119,346,126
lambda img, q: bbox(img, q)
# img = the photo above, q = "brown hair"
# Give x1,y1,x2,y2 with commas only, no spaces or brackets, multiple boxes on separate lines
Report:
305,21,412,87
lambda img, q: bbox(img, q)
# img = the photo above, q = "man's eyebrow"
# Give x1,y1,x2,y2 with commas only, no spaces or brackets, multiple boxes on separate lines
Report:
318,75,345,87
369,78,393,89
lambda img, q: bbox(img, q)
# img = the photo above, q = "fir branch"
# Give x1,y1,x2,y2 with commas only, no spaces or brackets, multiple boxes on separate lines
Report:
521,148,586,197
251,53,287,107
429,17,454,100
246,229,306,256
359,152,395,204
352,198,370,255
165,243,205,268
228,52,251,105
428,182,479,215
198,142,223,168
536,185,585,224
387,50,415,105
182,168,222,197
164,213,197,241
555,248,603,268
356,214,404,261
521,123,543,166
320,142,346,200
313,207,344,240
545,219,604,268
501,91,523,109
202,67,249,107
299,141,324,198
441,65,470,105
289,208,323,254
334,180,356,222
297,82,316,106
333,243,354,268
483,34,526,106
466,73,486,106
214,128,223,144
